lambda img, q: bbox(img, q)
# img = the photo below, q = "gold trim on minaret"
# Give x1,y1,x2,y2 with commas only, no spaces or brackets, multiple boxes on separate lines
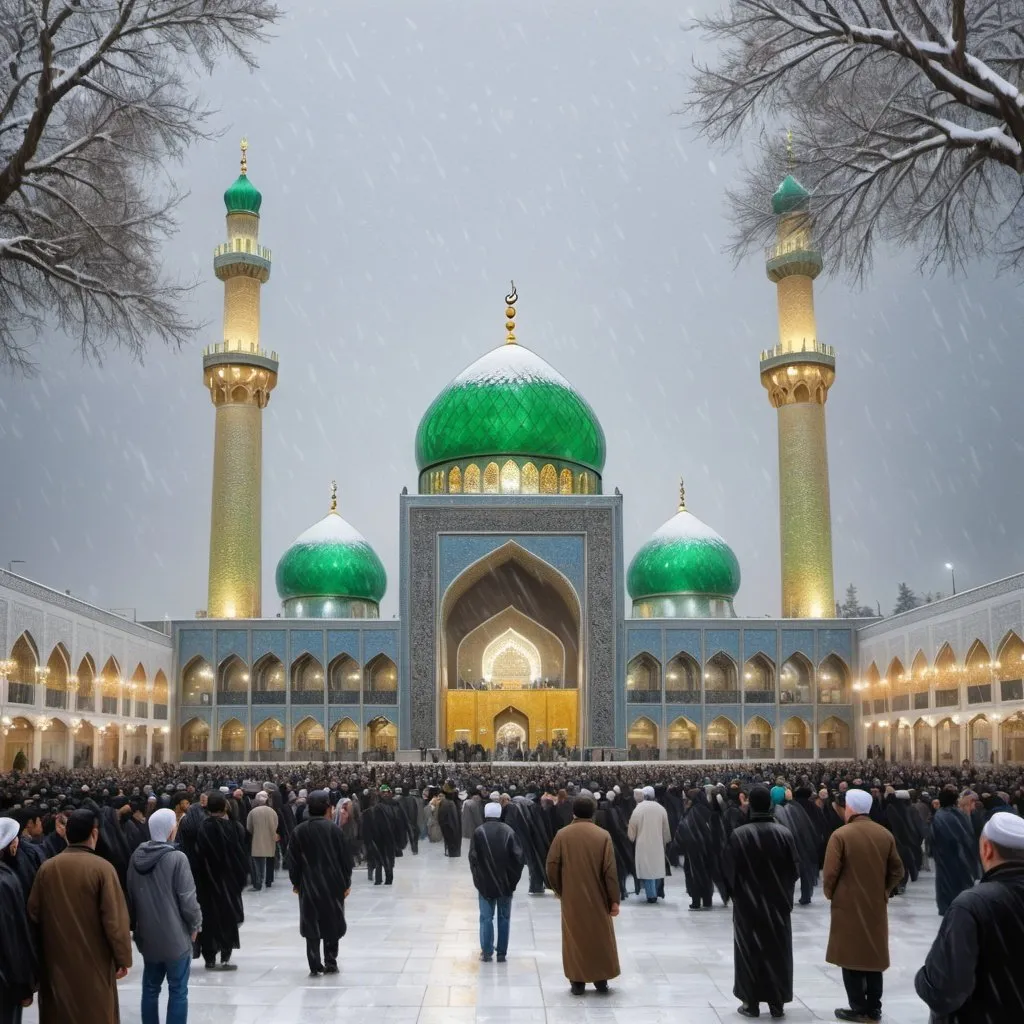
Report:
330,479,338,514
505,282,517,344
240,136,248,175
678,477,686,513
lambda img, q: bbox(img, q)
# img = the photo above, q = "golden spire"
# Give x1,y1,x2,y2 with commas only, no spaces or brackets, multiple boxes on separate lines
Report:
240,137,249,176
678,477,687,512
785,129,794,170
329,479,338,514
505,281,517,345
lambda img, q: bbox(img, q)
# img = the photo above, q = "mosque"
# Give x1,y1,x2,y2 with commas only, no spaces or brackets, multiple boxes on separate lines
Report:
2,146,1023,769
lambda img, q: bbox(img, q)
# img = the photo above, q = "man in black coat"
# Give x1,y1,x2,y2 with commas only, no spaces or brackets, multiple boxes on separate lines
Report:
288,791,353,976
192,791,248,970
885,790,922,893
724,785,800,1020
468,801,524,963
676,790,716,910
776,788,822,905
930,788,979,916
0,817,37,1024
361,788,404,885
397,786,421,855
438,788,462,857
916,812,1024,1023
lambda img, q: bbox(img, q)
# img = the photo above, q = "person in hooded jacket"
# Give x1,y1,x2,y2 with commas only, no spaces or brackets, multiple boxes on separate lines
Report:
126,807,202,1024
468,801,525,962
930,787,979,916
676,789,716,910
0,816,37,1024
775,786,823,905
595,791,634,901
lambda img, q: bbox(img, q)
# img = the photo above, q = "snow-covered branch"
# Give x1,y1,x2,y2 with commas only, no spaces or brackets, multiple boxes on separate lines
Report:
0,0,279,372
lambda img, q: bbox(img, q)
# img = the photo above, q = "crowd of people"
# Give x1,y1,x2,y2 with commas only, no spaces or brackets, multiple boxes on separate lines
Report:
0,757,1022,1023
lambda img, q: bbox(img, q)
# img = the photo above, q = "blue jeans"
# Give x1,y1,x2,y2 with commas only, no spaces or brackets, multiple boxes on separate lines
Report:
641,878,658,900
141,953,190,1024
478,894,512,957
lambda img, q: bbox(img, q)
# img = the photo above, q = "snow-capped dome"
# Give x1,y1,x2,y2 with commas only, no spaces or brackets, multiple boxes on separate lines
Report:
275,492,386,618
627,483,741,619
772,174,810,216
414,290,605,492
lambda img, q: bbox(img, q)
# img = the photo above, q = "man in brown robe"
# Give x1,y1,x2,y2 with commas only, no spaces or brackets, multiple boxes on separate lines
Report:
823,788,905,1023
545,795,620,995
27,808,132,1024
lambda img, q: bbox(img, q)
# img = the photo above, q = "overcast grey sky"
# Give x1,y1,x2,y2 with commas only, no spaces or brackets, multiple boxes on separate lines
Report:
1,0,1022,623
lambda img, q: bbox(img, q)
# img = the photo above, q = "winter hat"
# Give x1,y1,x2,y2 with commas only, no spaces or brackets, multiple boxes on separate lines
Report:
983,813,1024,850
148,808,177,843
0,817,19,851
770,786,787,806
489,791,500,801
642,786,655,800
748,786,772,814
845,789,873,814
484,802,502,820
255,791,268,805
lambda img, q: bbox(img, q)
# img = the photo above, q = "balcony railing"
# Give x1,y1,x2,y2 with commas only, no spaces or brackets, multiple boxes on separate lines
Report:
891,695,910,712
665,689,702,703
291,689,325,705
153,703,168,720
821,747,854,759
783,747,814,759
288,749,328,761
101,696,118,714
366,690,397,705
1001,679,1023,702
181,692,212,706
744,690,775,704
216,750,245,761
45,689,67,709
217,690,248,705
914,692,930,709
135,701,148,718
705,690,741,704
8,682,34,705
214,239,272,261
935,689,960,707
252,690,285,705
967,684,992,704
704,747,745,760
626,689,662,704
328,689,360,704
759,339,835,363
744,747,773,758
77,693,95,712
180,751,209,762
666,748,703,760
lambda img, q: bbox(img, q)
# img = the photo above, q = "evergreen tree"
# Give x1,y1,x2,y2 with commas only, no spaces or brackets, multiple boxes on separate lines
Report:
841,584,861,618
893,583,920,615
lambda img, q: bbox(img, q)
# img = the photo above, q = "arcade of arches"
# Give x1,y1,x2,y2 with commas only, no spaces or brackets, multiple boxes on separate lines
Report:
178,715,399,758
441,544,581,750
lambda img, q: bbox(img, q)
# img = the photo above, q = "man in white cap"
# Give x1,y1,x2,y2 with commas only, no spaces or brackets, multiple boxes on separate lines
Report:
126,807,202,1024
916,811,1024,1022
627,786,670,903
468,802,524,963
822,789,905,1022
0,815,36,1023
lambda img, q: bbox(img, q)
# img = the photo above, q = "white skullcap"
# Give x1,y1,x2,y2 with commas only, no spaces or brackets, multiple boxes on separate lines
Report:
593,793,603,802
484,802,502,819
0,817,19,852
983,812,1024,850
255,791,268,804
613,785,621,794
148,808,177,844
489,791,500,801
642,786,656,799
633,788,644,799
895,790,911,800
219,786,229,794
845,789,873,814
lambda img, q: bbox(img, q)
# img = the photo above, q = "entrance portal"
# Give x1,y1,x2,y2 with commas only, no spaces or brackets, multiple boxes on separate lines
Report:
494,707,529,750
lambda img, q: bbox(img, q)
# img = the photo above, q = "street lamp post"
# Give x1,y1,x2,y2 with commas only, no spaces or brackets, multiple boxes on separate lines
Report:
945,562,957,595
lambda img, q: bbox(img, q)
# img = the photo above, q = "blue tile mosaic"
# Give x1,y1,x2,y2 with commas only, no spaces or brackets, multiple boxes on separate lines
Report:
438,534,585,599
290,707,325,728
289,629,325,662
328,707,361,726
326,630,360,661
744,707,778,727
216,631,248,662
179,707,212,725
178,629,213,665
705,706,740,727
627,628,662,661
252,630,286,662
251,708,286,728
363,628,399,663
781,704,815,722
665,629,701,660
626,708,661,729
782,629,816,661
216,707,249,728
743,629,778,662
665,704,703,723
819,628,853,663
706,630,740,661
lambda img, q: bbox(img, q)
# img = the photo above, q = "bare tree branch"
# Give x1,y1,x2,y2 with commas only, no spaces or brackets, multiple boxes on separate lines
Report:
685,0,1024,278
0,0,279,372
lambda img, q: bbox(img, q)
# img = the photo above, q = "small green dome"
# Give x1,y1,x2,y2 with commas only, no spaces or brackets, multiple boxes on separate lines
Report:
224,173,262,215
772,174,810,215
415,343,606,474
276,511,386,606
627,500,741,607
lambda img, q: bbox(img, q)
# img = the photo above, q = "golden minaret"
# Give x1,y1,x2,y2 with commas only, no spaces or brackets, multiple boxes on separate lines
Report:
203,139,278,618
759,143,835,618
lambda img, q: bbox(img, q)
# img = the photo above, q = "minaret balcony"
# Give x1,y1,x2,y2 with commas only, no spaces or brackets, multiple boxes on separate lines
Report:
203,342,279,375
765,239,822,281
759,341,835,375
213,240,271,282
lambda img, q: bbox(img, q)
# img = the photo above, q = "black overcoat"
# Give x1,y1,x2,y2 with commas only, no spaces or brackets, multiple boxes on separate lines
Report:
192,814,248,952
287,817,353,942
930,807,978,915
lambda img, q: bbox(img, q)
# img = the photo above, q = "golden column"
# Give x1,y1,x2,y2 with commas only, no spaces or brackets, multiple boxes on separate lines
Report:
203,140,278,618
759,169,835,618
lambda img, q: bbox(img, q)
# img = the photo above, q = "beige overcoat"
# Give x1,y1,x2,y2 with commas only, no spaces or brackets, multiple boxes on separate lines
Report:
246,803,280,858
27,845,133,1024
546,818,621,983
822,814,905,972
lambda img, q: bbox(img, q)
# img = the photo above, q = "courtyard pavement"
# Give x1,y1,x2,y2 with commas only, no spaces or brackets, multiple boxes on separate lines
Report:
24,839,941,1024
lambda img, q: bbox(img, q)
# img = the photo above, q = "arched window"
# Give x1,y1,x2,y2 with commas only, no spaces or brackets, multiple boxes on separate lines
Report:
500,459,520,493
153,670,169,720
744,715,773,753
180,718,209,756
1001,712,1024,764
559,468,573,494
328,654,360,703
887,657,908,711
743,653,775,703
448,466,462,493
817,653,847,704
704,652,738,703
290,653,324,704
128,663,147,717
935,717,960,762
7,633,38,705
464,464,481,493
539,464,557,494
43,645,69,709
483,462,499,493
293,716,325,753
181,657,213,707
76,655,96,710
818,716,851,755
665,652,701,702
626,653,661,704
219,718,246,754
705,716,738,757
253,654,285,704
996,632,1024,703
365,717,397,759
522,463,539,493
913,718,933,763
365,654,397,705
331,717,359,757
969,715,992,763
965,640,993,704
667,716,699,758
782,716,811,756
934,644,960,707
911,650,930,707
627,716,658,760
217,655,249,705
254,718,285,752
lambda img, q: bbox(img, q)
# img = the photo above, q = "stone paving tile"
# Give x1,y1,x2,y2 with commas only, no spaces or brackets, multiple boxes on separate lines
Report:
22,841,943,1024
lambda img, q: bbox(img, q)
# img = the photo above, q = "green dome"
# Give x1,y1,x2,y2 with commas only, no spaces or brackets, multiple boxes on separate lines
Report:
224,173,262,215
628,501,741,612
415,343,606,474
276,511,386,607
772,174,810,215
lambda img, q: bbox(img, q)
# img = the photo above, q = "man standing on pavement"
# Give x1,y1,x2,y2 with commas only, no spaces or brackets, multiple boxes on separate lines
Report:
27,808,133,1024
246,791,279,891
288,792,353,976
627,785,670,904
823,789,905,1023
126,808,202,1024
545,796,620,996
468,801,524,963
